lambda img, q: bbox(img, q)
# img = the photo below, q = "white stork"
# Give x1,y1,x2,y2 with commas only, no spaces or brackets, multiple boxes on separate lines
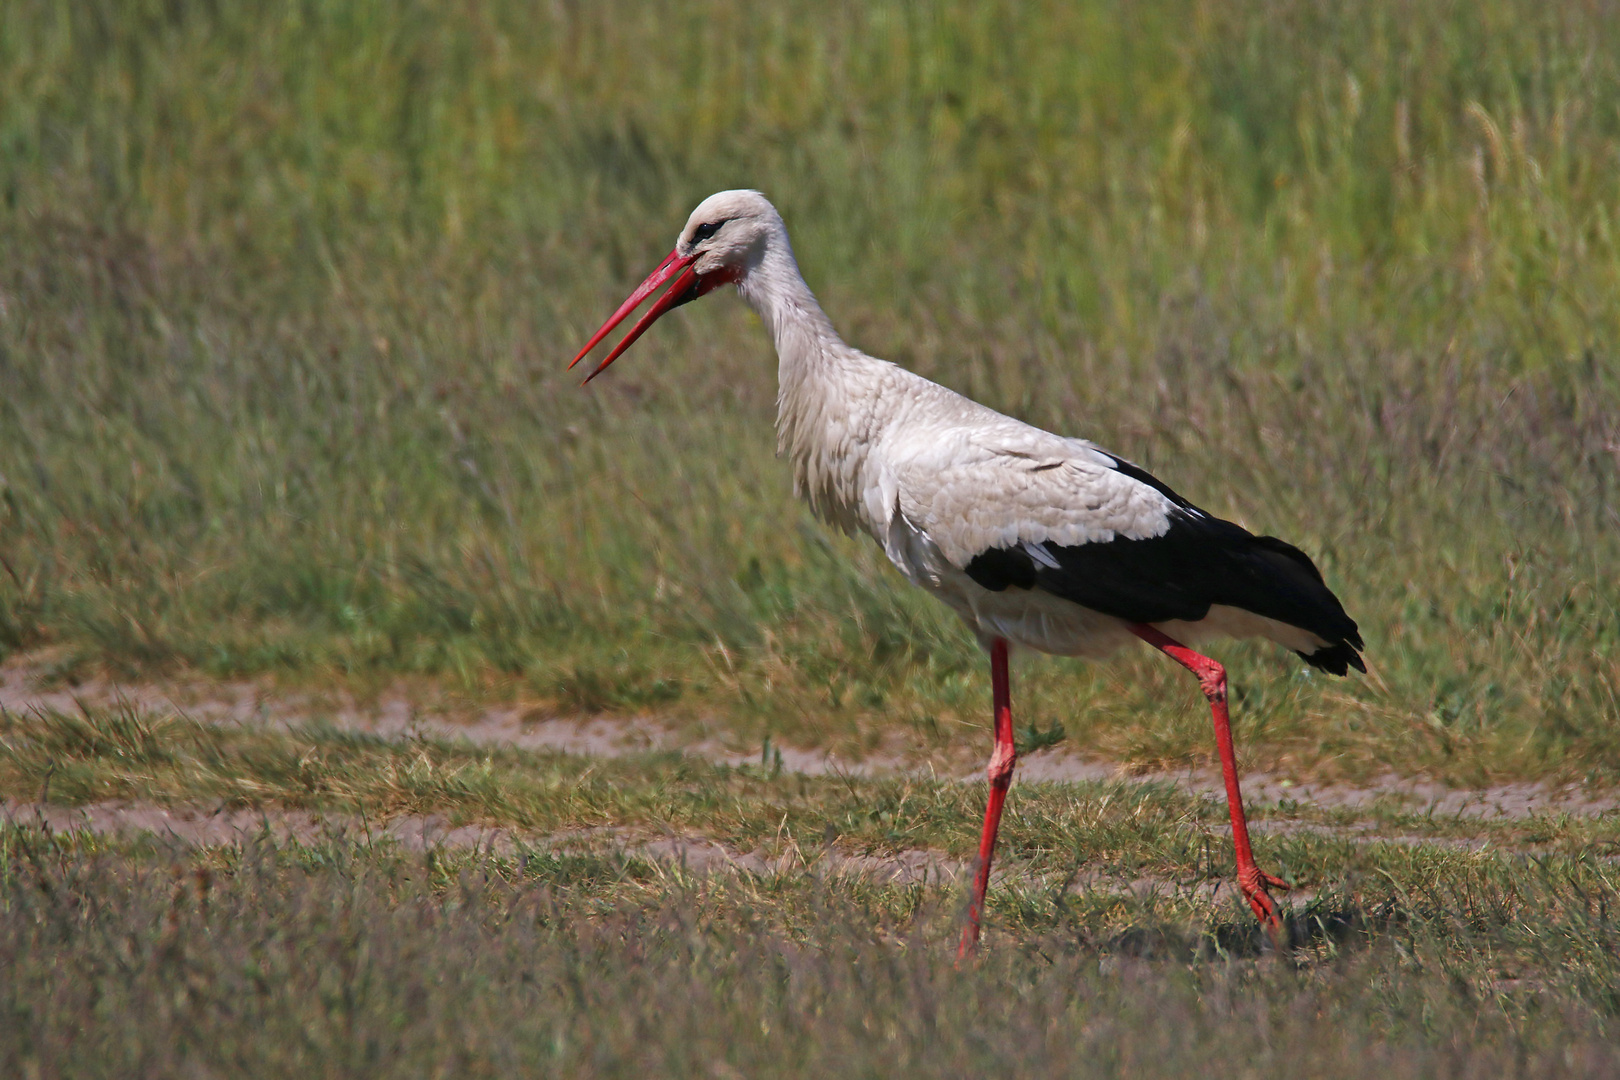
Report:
570,190,1364,954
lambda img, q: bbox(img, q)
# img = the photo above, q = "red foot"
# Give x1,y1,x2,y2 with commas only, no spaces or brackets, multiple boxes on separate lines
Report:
1237,863,1290,925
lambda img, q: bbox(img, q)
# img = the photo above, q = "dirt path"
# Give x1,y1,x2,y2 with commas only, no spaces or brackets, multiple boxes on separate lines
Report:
5,654,1618,822
0,797,1268,908
2,798,967,886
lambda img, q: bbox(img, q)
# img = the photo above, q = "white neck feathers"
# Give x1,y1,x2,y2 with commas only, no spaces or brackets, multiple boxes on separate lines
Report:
737,228,881,533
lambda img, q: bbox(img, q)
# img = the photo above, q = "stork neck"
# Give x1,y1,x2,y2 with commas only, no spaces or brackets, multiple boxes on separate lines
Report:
738,236,877,530
739,241,861,441
738,244,845,373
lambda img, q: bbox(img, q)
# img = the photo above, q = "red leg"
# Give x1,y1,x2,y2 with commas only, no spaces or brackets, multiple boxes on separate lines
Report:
1128,623,1287,926
959,638,1016,960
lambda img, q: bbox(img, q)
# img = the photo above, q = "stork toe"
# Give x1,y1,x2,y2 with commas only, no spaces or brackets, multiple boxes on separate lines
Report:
1237,864,1290,925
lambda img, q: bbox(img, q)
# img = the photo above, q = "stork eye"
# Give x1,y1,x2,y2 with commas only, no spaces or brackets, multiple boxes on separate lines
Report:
691,220,725,243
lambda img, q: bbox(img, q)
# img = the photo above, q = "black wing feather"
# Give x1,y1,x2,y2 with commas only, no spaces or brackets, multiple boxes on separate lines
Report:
963,456,1364,675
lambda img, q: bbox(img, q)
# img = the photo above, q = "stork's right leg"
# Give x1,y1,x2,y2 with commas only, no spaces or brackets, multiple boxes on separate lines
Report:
1128,623,1287,926
958,637,1015,960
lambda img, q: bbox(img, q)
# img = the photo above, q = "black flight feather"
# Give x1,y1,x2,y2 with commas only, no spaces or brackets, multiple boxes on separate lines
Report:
963,455,1364,675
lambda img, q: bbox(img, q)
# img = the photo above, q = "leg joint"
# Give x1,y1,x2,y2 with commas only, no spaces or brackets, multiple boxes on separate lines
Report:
1192,656,1226,703
987,740,1016,785
1129,623,1226,701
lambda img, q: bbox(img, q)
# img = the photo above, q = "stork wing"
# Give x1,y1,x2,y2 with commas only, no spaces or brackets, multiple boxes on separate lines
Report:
890,421,1187,570
888,416,1364,673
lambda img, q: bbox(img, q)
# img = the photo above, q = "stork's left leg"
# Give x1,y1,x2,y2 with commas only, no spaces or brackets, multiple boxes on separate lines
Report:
1129,623,1288,926
958,637,1015,960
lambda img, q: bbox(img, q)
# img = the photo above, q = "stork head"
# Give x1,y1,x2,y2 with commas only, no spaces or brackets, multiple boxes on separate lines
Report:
569,189,781,383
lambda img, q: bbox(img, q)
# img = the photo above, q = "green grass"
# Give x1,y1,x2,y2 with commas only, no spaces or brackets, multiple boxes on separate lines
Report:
7,700,1620,930
5,833,1620,1080
1,0,1618,786
5,701,1620,1076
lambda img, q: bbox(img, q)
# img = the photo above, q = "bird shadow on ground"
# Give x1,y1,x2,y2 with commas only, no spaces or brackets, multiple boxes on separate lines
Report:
1101,897,1403,962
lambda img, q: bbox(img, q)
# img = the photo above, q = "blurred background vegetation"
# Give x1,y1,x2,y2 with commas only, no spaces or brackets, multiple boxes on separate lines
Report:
0,0,1616,781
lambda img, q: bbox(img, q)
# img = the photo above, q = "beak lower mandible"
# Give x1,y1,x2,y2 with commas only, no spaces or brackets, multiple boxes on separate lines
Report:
569,248,694,380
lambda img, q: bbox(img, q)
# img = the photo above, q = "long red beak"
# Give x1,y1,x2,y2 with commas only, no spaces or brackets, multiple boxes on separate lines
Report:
569,248,727,384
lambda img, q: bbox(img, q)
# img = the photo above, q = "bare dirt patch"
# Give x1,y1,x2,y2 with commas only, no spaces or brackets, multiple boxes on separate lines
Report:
4,800,515,852
0,654,890,773
2,798,968,886
6,652,1619,822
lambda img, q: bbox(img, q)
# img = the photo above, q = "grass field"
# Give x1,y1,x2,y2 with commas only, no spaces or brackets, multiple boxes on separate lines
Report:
2,1,1620,1073
2,0,1618,782
5,702,1620,1076
8,826,1619,1077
